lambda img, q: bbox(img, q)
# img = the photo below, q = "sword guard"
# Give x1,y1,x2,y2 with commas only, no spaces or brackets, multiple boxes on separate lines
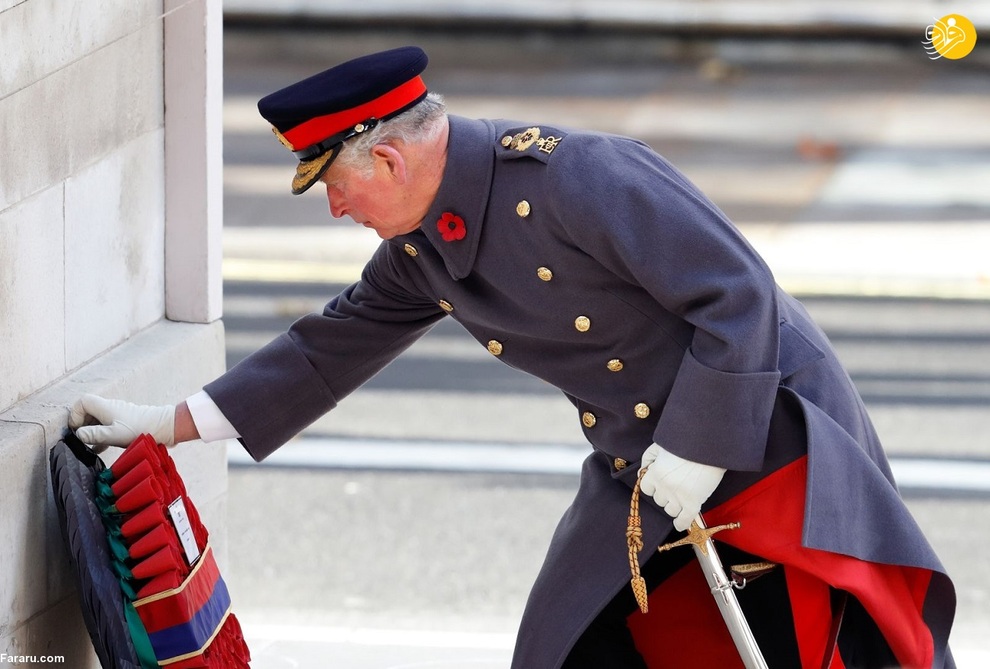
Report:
657,519,741,557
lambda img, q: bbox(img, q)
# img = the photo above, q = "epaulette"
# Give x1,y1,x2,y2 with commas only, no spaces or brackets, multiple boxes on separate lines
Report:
496,125,567,163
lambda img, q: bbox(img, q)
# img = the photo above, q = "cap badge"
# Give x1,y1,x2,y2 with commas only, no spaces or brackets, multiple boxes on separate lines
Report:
509,127,562,155
272,127,295,151
437,212,467,242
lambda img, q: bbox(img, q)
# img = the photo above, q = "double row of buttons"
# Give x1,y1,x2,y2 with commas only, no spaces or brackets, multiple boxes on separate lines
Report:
401,197,652,470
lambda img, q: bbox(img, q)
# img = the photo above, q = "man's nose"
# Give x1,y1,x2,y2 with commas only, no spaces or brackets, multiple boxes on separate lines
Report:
325,186,346,218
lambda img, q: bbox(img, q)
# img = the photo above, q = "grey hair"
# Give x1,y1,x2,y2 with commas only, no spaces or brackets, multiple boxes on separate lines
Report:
334,92,447,177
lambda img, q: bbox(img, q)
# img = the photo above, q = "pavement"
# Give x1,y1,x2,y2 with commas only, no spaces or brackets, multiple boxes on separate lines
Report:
218,18,990,669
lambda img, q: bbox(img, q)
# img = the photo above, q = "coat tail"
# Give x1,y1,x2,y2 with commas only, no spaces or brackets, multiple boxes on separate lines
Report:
628,455,954,669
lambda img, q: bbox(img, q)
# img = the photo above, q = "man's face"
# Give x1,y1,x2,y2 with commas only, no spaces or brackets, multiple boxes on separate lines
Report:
319,155,422,240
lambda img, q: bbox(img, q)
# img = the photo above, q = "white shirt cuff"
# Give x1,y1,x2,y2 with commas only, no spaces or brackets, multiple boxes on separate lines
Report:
185,390,241,442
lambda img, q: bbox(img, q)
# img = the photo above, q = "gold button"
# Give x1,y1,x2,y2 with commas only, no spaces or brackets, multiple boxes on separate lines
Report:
354,123,366,133
582,412,597,428
404,243,418,257
501,135,513,147
606,359,624,372
574,316,591,332
439,300,454,313
487,340,503,356
634,403,651,419
537,267,553,282
516,200,531,218
614,458,628,471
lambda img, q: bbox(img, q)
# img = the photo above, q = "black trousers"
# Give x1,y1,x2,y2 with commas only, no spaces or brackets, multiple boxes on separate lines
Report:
561,543,897,669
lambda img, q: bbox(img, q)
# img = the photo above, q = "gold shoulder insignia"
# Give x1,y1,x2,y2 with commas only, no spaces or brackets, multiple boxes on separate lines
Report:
538,135,562,154
510,127,541,151
509,127,563,155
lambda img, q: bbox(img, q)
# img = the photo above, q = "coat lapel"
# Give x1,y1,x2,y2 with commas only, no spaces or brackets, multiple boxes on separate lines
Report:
419,115,496,280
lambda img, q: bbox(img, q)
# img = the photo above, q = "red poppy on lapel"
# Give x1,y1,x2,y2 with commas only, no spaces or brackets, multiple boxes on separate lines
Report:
437,212,466,242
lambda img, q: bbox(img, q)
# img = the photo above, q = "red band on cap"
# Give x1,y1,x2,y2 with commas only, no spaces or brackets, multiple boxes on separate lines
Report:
283,76,427,151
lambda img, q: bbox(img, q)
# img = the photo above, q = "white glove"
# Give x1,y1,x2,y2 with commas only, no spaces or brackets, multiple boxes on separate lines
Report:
69,394,176,452
639,443,726,532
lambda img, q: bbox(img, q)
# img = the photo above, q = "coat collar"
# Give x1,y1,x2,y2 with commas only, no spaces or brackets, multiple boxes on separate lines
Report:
414,115,496,280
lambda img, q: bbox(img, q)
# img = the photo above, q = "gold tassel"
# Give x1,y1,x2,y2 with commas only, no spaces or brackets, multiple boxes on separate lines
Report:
631,575,649,614
627,469,650,614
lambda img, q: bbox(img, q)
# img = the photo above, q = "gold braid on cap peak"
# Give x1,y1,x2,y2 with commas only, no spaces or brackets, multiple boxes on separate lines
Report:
272,127,295,151
292,151,334,193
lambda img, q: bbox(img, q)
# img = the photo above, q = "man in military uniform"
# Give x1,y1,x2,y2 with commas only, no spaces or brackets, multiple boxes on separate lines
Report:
71,47,955,667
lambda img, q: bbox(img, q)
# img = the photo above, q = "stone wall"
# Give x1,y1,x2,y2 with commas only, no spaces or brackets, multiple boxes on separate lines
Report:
0,0,226,664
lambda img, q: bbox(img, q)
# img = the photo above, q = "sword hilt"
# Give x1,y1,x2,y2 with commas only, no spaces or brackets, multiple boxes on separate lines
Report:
626,473,770,669
627,469,742,612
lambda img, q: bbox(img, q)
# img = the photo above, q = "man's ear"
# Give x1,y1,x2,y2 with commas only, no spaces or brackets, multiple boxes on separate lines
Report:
371,144,407,184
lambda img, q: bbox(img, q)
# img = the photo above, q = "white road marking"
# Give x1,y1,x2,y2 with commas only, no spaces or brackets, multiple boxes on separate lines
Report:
228,437,990,493
228,438,588,476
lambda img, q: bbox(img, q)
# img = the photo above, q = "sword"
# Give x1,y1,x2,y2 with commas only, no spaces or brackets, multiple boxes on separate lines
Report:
657,515,769,669
627,472,769,669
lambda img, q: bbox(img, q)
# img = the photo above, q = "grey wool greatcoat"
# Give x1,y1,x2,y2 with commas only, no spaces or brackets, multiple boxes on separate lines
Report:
206,115,955,667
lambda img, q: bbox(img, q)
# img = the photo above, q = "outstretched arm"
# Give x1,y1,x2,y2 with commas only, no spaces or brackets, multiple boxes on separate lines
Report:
69,395,203,450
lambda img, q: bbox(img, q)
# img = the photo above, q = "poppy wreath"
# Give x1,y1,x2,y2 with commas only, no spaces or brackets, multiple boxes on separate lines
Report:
98,434,250,667
51,432,250,668
437,212,466,242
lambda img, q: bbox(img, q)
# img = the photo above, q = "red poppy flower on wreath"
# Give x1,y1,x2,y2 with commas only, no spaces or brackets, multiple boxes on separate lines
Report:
437,212,467,242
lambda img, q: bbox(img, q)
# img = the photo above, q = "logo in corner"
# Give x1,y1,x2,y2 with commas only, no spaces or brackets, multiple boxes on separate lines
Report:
923,14,977,60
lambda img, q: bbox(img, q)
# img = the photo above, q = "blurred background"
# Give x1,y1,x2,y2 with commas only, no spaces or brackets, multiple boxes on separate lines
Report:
218,3,990,667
